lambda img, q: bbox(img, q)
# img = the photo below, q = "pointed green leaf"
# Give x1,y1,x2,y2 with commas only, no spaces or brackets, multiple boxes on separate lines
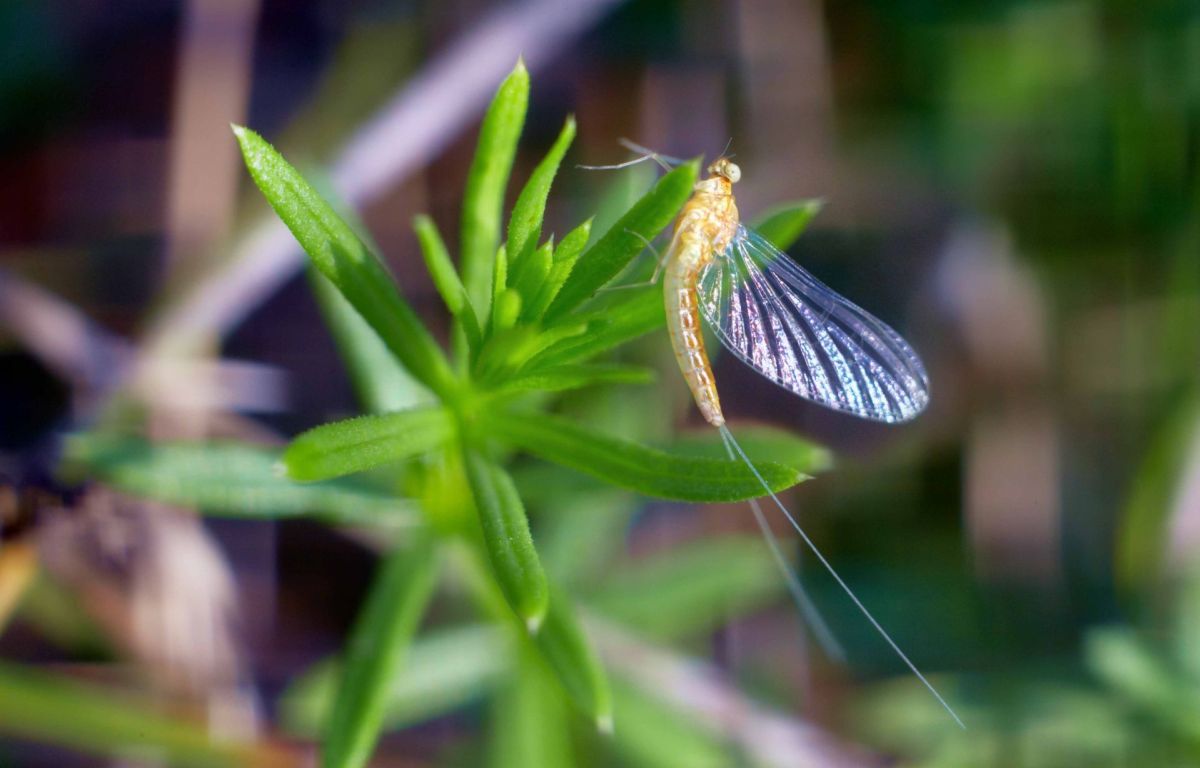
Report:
527,288,664,370
463,449,550,631
490,244,509,332
588,537,782,640
474,322,588,386
507,115,575,272
462,60,529,314
413,214,482,350
531,588,612,730
667,426,832,476
67,436,415,525
494,287,522,333
322,536,438,768
309,268,429,415
233,126,455,396
526,218,592,320
284,407,454,482
484,410,806,502
750,199,823,251
545,161,697,320
495,363,654,395
512,239,553,317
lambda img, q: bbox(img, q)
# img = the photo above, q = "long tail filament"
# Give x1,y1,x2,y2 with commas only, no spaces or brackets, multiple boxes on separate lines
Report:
718,423,966,729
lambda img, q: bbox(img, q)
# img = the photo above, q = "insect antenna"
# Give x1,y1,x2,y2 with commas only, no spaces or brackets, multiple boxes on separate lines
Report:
717,423,966,729
577,139,684,173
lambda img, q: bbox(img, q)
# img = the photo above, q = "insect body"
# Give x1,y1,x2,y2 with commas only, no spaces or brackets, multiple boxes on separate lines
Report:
663,157,741,426
667,157,930,427
660,156,960,727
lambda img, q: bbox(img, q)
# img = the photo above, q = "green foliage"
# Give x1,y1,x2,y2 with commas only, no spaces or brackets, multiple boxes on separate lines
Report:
321,536,438,768
507,116,575,272
0,662,285,768
65,435,415,525
282,624,507,736
545,161,697,320
463,448,550,630
282,407,454,482
750,199,823,251
587,536,783,640
234,126,456,397
483,410,803,501
24,60,836,768
461,61,530,313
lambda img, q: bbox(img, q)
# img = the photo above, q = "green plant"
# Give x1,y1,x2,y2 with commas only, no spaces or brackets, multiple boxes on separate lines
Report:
43,61,831,768
229,60,826,768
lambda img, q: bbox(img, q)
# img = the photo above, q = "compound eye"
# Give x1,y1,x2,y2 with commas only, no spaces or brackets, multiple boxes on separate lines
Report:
724,161,741,183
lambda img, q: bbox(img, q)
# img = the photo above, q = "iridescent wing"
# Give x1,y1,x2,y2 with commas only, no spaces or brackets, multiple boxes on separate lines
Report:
697,225,929,423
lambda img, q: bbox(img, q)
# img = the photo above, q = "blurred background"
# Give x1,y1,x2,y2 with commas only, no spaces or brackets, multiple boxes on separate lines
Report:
1,0,1199,765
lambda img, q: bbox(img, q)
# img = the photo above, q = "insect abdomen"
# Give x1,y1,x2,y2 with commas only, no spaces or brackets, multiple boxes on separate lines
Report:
664,246,724,427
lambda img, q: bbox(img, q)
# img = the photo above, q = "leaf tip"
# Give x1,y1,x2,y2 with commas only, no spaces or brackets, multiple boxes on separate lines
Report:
596,713,614,736
525,611,545,635
514,55,527,74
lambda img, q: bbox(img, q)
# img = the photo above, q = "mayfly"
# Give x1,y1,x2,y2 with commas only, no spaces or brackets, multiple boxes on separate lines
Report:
588,144,959,727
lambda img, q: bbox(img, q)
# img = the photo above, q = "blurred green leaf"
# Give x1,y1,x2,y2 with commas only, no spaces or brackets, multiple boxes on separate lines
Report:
488,654,573,768
1118,397,1199,592
462,60,529,314
526,218,592,320
749,199,823,251
413,213,482,350
0,662,289,768
545,161,698,320
281,624,507,736
322,536,438,768
463,448,550,630
608,679,731,768
587,536,781,640
530,588,612,730
484,410,806,502
233,126,456,396
1086,627,1200,743
309,268,430,414
68,436,413,525
283,407,453,482
507,116,575,272
540,490,635,588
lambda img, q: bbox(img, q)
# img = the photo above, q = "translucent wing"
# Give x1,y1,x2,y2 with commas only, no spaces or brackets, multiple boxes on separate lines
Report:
697,225,929,423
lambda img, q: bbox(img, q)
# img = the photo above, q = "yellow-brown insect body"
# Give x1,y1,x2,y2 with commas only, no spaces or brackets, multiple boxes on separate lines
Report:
664,159,741,427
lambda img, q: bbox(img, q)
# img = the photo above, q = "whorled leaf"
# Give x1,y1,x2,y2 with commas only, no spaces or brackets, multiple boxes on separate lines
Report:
461,61,529,315
233,126,456,397
463,448,550,631
67,436,415,525
283,407,454,482
322,536,438,768
484,410,806,502
507,116,575,273
544,161,697,321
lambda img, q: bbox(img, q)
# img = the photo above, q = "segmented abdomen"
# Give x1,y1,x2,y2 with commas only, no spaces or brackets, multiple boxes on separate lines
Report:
664,243,724,426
